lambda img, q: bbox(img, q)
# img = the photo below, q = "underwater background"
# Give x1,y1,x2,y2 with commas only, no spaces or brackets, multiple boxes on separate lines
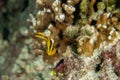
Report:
0,0,120,80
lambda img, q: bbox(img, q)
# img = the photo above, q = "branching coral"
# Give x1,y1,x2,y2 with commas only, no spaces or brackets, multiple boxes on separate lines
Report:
28,0,120,79
28,0,120,65
28,0,80,64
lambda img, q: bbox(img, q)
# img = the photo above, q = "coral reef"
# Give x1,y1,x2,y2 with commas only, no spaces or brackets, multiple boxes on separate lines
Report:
0,0,120,80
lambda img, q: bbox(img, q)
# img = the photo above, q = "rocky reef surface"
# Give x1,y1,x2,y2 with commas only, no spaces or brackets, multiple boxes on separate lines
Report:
0,0,120,80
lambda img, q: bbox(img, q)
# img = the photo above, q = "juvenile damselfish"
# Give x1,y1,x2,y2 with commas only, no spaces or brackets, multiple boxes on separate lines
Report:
35,32,56,56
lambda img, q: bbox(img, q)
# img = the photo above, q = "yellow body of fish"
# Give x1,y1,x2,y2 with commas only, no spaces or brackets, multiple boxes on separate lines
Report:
35,32,56,56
